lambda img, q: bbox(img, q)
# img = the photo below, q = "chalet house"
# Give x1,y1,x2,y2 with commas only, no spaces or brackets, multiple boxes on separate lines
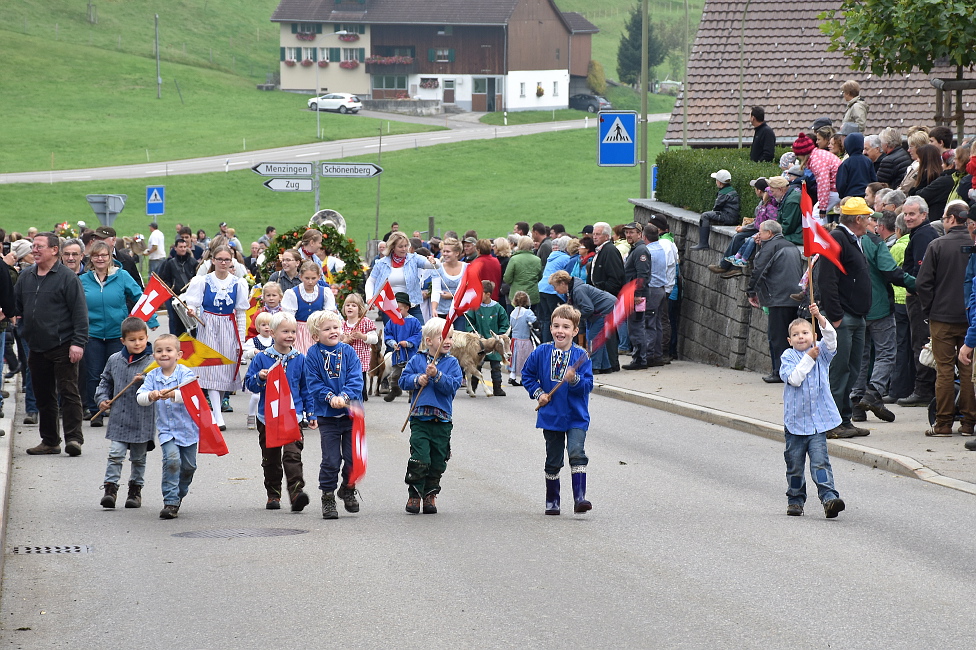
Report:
666,0,968,147
270,0,598,112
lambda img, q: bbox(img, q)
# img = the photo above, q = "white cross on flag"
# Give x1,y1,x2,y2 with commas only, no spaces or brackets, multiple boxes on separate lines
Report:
264,361,301,448
801,181,846,274
129,275,171,321
374,280,404,325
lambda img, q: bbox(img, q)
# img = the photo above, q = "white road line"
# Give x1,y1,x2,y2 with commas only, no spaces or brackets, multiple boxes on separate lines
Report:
429,136,452,140
144,170,167,174
294,152,320,158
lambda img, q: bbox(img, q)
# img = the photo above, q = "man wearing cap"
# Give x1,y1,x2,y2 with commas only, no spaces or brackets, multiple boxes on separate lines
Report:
622,222,656,369
14,233,89,456
691,169,740,251
915,202,976,436
91,226,143,289
589,222,624,371
817,199,873,439
749,106,775,163
579,225,594,237
461,236,478,264
710,178,773,277
146,221,166,276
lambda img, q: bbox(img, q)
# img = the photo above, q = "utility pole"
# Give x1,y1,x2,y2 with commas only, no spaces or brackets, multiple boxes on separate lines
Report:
639,0,649,198
682,0,688,147
737,0,752,149
155,14,161,100
374,128,383,240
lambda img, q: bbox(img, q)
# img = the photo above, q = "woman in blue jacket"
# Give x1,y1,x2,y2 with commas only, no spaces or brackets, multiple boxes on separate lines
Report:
364,231,439,323
81,240,158,422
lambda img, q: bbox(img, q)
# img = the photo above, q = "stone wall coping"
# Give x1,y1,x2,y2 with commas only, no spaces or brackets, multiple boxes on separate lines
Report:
628,198,739,238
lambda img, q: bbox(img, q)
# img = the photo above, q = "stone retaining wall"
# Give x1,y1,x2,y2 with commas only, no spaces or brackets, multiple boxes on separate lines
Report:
630,198,785,373
361,99,442,116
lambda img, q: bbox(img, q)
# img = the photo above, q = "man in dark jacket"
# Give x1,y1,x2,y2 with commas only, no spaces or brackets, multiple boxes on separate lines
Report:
876,127,912,188
817,199,873,438
749,106,776,163
836,132,877,198
588,221,625,371
897,196,940,407
746,221,803,383
915,203,976,435
692,169,740,250
622,222,654,369
158,238,198,336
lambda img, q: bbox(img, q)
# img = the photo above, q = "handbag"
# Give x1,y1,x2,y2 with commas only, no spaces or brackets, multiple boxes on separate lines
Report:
919,339,937,369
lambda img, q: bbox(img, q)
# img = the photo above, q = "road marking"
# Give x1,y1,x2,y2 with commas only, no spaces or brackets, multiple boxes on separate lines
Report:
65,175,92,179
429,136,451,140
294,152,319,158
145,169,167,174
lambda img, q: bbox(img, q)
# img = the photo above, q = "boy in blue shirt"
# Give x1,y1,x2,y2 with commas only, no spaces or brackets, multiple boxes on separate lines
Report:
383,292,423,402
522,304,594,515
304,310,364,520
400,316,463,514
136,333,200,520
244,313,312,512
778,303,846,518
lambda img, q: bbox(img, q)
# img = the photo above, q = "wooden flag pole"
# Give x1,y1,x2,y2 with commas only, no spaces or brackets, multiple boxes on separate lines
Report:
89,376,142,420
807,255,816,333
399,347,443,433
152,272,205,327
534,353,589,411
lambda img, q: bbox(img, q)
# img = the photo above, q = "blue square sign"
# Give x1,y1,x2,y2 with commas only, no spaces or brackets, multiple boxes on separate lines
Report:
597,111,638,167
146,185,165,216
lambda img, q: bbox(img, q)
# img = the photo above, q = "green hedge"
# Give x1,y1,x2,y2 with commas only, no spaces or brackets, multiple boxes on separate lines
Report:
654,147,789,219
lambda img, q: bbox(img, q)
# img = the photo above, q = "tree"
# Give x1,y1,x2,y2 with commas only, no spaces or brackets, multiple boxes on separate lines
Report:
587,60,607,95
820,0,976,76
616,5,665,86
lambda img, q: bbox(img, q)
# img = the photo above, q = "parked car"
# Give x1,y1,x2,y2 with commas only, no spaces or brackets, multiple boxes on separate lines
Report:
569,94,612,113
308,93,362,114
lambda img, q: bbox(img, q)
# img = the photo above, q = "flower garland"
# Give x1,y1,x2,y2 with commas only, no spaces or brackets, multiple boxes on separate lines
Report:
296,32,316,42
420,78,439,89
317,60,329,68
365,55,414,65
301,59,314,67
339,60,360,69
338,33,360,42
284,59,297,67
261,224,365,300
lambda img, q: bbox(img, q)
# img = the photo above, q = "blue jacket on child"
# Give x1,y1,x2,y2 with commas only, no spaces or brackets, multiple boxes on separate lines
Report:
384,315,422,366
521,342,593,431
399,352,463,417
304,341,364,417
244,348,311,423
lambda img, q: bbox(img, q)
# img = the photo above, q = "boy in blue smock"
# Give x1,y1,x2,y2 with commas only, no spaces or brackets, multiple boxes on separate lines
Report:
522,304,594,515
400,317,463,515
778,303,846,518
303,309,364,520
383,292,423,403
243,313,312,513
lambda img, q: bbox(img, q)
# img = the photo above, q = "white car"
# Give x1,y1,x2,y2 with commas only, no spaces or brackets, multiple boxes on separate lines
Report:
308,93,362,114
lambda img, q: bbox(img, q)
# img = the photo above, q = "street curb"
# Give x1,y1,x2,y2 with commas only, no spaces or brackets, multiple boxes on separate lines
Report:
0,382,15,579
594,383,976,497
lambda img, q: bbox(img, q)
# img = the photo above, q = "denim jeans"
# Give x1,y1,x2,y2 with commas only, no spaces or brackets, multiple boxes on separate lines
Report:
29,342,84,447
318,416,352,492
617,319,631,353
543,427,588,476
160,440,197,506
851,314,897,403
83,337,123,415
104,440,149,485
645,286,668,361
828,312,865,425
783,429,839,506
586,315,610,370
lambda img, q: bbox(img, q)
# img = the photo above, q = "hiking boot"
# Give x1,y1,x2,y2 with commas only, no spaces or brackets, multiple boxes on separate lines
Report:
100,482,119,509
786,504,803,517
707,264,726,274
159,505,180,520
321,492,339,519
492,385,507,397
124,482,142,509
823,498,846,519
721,268,742,279
65,440,82,457
90,412,105,427
26,442,60,455
897,393,932,407
851,405,867,422
266,498,281,510
825,425,857,439
290,490,310,512
405,496,421,514
789,292,804,302
844,423,870,437
221,397,233,413
247,415,256,430
337,485,360,513
860,399,896,423
23,412,38,425
959,423,975,437
422,493,438,514
882,394,899,404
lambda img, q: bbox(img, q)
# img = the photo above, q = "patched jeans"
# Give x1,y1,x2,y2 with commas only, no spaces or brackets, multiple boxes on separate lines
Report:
104,440,149,486
783,428,838,506
543,428,588,476
160,440,197,506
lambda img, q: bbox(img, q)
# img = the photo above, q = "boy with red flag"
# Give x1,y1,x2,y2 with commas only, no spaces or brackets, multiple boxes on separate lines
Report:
136,333,204,520
244,313,312,512
801,181,846,273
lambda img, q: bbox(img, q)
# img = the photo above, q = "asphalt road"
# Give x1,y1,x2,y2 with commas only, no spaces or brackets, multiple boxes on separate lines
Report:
2,381,973,648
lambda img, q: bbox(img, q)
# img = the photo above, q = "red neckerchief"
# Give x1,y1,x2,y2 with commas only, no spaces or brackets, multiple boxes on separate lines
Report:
391,254,406,268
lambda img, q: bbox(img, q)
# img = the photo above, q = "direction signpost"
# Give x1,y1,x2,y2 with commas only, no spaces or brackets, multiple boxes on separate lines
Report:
251,162,314,177
320,162,383,178
264,178,312,192
253,160,384,210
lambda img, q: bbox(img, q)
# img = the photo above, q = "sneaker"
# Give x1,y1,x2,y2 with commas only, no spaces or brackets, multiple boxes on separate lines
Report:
23,412,38,425
246,415,256,430
959,423,975,436
721,268,743,279
723,255,737,264
786,504,803,517
897,393,932,407
925,427,953,437
89,412,104,427
321,492,339,519
220,397,233,413
405,496,421,514
159,504,180,519
823,498,846,519
26,443,60,455
851,405,867,422
337,486,360,513
64,440,82,457
422,494,437,514
290,490,310,512
266,498,281,510
732,257,749,267
860,399,896,423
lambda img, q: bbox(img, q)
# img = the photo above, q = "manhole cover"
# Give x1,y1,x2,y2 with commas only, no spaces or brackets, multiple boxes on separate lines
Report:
172,528,308,539
12,546,92,554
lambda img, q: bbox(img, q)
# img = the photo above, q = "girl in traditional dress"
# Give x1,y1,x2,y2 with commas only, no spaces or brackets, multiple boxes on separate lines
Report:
341,293,377,402
183,244,250,430
282,260,337,353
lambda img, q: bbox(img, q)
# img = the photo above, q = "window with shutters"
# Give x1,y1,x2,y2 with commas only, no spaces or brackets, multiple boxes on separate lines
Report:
434,48,452,63
285,47,301,61
302,47,316,61
343,48,364,62
334,24,366,34
295,23,320,34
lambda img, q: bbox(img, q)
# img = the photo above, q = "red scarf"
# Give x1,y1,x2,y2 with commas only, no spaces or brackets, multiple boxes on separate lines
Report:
391,254,406,268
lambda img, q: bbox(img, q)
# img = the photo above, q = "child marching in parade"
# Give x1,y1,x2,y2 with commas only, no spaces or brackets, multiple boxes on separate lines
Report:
522,304,594,515
341,293,377,402
242,311,275,429
283,260,337,354
400,317,463,514
383,292,422,403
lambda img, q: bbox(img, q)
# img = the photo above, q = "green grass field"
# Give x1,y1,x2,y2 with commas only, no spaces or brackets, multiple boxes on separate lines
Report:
0,123,667,251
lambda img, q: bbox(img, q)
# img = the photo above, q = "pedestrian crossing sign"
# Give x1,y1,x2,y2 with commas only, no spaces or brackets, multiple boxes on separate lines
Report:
597,111,638,167
146,185,165,216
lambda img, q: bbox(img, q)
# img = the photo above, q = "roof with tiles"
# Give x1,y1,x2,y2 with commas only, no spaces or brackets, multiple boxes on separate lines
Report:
272,0,523,26
561,12,599,34
664,0,962,146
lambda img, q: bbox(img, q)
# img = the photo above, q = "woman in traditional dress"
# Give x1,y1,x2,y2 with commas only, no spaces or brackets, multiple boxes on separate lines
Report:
183,244,250,429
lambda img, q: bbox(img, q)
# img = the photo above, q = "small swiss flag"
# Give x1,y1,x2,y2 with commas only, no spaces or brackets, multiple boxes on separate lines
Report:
130,275,171,322
375,280,404,325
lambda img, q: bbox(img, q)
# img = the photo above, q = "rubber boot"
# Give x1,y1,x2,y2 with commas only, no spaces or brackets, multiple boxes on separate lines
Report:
124,481,142,509
692,222,711,250
100,482,119,509
384,365,404,402
545,475,560,515
571,467,592,513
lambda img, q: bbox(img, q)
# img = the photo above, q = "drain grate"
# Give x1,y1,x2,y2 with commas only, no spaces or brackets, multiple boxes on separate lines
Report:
173,528,308,539
12,545,92,554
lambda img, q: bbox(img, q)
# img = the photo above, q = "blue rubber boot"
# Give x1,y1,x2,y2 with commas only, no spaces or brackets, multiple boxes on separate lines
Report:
571,467,592,513
545,475,560,515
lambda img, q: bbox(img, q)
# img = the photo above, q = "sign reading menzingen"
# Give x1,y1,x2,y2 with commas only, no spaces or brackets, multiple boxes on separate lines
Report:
251,162,314,176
